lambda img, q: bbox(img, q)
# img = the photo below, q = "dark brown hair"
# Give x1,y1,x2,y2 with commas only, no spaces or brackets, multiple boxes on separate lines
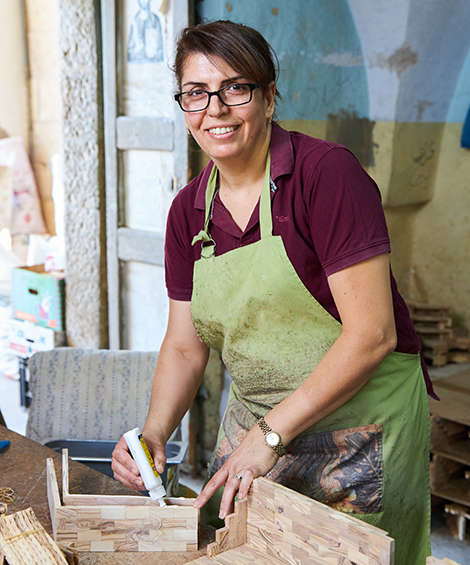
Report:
174,20,280,101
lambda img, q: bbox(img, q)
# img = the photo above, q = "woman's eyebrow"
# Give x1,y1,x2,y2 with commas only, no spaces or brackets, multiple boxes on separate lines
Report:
182,75,244,89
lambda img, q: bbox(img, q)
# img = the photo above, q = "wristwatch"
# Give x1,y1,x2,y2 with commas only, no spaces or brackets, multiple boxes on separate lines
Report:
257,417,286,457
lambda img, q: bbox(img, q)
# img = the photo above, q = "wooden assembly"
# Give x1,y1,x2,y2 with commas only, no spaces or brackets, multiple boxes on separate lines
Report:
190,477,395,564
46,449,198,552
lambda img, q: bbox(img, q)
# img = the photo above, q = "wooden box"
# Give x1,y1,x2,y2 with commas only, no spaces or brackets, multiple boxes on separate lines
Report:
46,450,198,552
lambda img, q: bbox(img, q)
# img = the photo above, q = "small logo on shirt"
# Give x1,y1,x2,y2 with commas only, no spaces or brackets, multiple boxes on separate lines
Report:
276,215,289,223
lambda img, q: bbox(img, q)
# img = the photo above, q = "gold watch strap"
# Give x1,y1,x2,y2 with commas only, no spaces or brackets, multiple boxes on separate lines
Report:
257,417,286,457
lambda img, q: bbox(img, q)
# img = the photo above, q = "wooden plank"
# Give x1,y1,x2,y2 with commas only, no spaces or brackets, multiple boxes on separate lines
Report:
118,228,164,265
427,558,461,565
62,492,194,507
430,372,470,426
116,116,174,151
447,351,470,364
431,455,470,507
206,499,247,557
46,458,62,540
100,0,120,349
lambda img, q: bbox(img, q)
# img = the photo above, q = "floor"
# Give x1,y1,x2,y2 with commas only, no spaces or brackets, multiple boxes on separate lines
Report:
1,361,469,562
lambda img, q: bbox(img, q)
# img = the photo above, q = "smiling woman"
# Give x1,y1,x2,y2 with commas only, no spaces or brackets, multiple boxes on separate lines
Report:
111,20,433,565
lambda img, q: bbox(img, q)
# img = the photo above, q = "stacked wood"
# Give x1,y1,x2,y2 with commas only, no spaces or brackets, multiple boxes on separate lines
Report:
408,302,470,367
430,376,470,541
0,507,68,564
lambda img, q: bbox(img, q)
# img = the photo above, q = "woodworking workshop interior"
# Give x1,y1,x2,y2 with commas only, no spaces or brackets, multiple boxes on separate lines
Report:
1,1,470,564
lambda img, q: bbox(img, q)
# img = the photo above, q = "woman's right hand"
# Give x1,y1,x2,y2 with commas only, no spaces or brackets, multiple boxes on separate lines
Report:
111,433,167,492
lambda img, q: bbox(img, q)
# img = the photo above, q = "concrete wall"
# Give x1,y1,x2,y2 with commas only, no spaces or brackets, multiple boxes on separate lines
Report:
197,0,470,330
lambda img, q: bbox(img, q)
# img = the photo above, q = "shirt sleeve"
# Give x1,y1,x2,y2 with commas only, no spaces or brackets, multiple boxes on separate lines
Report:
164,194,194,301
308,147,391,276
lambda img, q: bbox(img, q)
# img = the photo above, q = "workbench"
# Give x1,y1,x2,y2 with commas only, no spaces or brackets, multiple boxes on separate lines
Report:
0,426,214,563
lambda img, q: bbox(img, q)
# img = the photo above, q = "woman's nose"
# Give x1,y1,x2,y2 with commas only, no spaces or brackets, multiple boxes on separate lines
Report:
207,93,227,116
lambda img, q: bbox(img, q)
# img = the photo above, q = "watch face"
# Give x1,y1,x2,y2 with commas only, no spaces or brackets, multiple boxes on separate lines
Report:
265,432,280,447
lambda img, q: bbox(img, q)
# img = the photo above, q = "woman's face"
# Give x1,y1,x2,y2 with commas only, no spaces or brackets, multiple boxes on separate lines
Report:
180,52,275,166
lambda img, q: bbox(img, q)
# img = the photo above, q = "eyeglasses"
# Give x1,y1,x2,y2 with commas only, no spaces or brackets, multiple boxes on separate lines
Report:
174,83,259,112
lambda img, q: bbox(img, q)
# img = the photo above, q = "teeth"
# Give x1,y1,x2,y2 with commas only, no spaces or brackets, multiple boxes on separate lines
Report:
209,126,236,135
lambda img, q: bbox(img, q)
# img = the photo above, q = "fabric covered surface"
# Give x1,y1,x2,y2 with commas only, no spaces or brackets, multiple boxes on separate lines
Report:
26,348,158,444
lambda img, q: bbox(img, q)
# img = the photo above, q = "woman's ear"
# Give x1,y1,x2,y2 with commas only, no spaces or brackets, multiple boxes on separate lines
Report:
264,82,276,119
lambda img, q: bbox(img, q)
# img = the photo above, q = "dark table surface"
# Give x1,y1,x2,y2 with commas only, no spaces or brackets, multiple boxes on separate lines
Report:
0,426,213,564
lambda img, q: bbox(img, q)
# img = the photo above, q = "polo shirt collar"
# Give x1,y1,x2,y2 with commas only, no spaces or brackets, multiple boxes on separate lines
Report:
194,122,294,210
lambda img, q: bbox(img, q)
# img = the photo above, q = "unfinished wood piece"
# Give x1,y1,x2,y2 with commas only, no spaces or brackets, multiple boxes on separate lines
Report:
447,350,470,364
47,451,198,552
191,477,394,564
426,557,461,564
0,507,68,564
444,503,470,541
430,455,470,507
430,372,470,427
430,416,470,465
206,499,247,557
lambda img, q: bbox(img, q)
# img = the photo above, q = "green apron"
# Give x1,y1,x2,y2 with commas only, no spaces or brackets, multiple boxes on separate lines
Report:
191,154,430,564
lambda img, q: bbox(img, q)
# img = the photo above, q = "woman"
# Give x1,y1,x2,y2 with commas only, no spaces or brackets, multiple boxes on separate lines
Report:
112,20,432,563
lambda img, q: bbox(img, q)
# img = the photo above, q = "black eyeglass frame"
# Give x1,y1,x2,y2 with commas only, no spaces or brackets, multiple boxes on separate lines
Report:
174,83,259,112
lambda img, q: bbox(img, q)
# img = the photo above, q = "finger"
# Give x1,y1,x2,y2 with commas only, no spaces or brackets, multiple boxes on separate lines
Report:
112,471,142,492
237,469,254,500
193,468,228,509
151,447,167,475
111,457,145,490
112,438,140,476
219,474,242,519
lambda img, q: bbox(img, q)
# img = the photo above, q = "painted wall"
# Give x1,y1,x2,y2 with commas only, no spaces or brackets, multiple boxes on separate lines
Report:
197,0,470,330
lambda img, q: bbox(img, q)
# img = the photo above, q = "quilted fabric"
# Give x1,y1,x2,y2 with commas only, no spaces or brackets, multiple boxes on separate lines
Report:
26,348,158,444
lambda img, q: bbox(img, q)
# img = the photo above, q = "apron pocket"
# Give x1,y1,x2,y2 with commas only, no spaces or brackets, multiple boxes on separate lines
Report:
209,399,383,515
267,423,384,514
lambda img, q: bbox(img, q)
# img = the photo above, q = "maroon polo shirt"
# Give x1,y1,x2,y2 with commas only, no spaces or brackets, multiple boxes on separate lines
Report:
165,123,422,358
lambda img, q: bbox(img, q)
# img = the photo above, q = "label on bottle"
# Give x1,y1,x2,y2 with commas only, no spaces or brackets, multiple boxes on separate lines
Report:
138,433,159,478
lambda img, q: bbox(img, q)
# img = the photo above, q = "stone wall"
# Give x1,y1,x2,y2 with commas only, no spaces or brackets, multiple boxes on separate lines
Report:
58,0,107,347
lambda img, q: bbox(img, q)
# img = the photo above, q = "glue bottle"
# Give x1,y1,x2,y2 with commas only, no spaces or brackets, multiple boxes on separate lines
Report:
123,427,167,507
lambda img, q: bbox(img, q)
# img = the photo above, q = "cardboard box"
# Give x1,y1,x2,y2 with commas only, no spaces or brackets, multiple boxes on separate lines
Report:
7,319,66,359
12,264,65,331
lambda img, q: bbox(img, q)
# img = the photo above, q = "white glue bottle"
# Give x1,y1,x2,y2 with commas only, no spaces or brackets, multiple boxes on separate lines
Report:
123,427,167,507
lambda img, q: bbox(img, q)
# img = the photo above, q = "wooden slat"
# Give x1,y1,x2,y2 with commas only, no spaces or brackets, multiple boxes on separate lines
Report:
101,0,120,348
116,116,174,150
430,371,470,427
118,228,164,265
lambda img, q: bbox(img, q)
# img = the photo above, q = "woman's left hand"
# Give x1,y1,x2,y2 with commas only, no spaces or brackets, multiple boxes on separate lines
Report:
193,425,278,519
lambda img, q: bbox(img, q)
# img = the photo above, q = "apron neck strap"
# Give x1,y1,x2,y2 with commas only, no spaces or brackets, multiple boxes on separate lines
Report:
194,152,272,248
259,152,272,239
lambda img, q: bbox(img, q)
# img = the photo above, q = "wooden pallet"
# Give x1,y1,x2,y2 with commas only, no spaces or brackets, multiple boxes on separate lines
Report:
407,301,470,367
430,373,470,542
47,450,198,552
